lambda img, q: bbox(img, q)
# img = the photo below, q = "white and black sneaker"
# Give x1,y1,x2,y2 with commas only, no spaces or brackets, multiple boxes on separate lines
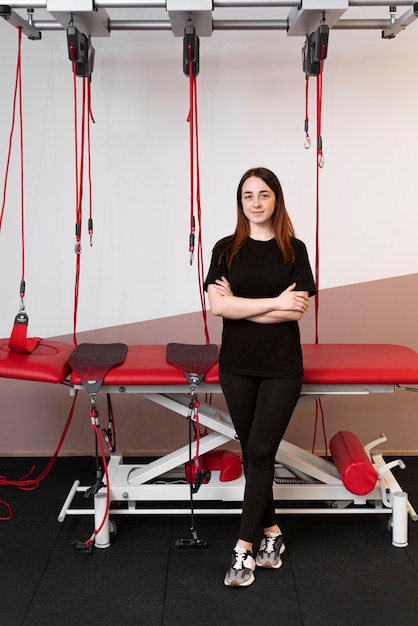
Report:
256,531,285,569
224,546,256,587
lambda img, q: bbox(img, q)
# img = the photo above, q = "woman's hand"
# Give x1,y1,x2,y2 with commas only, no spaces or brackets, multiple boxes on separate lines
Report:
275,283,309,313
207,279,308,321
213,276,233,297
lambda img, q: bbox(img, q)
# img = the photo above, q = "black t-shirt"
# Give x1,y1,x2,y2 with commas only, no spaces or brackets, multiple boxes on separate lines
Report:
204,236,317,378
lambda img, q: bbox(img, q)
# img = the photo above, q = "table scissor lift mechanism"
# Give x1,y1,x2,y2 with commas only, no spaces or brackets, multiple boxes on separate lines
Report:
58,388,418,549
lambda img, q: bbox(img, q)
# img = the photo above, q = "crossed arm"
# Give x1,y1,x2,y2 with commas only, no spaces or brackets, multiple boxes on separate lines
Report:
207,277,309,324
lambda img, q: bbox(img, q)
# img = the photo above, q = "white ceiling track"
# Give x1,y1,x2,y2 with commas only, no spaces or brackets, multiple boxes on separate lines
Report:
0,0,417,40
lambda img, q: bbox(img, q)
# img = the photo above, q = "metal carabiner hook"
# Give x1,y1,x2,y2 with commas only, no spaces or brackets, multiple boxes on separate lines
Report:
304,136,311,150
318,153,325,168
90,395,97,412
74,240,82,255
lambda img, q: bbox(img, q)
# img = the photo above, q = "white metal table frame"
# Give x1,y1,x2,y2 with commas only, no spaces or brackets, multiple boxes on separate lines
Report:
59,381,418,548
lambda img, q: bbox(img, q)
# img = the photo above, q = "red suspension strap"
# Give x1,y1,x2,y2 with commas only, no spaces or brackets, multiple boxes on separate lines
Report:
1,27,41,353
0,28,22,232
303,63,324,345
87,82,95,246
312,57,327,456
67,24,96,345
187,42,196,266
304,75,311,150
184,23,210,344
72,61,82,346
303,25,329,455
71,66,95,346
314,58,324,346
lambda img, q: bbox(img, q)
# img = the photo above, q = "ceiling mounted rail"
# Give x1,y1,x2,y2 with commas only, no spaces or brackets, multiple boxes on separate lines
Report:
0,0,417,39
2,0,415,8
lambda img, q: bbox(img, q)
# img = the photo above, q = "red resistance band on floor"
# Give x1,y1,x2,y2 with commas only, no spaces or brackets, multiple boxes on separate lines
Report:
0,393,79,521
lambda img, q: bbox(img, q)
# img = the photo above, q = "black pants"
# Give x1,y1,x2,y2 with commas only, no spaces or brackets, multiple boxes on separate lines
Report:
220,371,302,544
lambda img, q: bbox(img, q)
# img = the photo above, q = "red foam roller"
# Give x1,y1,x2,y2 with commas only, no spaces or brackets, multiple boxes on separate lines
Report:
330,430,378,496
202,450,242,482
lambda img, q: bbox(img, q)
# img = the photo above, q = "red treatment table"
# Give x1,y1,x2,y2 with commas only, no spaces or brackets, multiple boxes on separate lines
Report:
1,340,417,548
64,343,418,548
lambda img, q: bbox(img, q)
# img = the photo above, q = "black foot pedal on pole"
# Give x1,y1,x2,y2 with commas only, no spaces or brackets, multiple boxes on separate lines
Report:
176,529,208,549
84,479,105,498
71,539,94,555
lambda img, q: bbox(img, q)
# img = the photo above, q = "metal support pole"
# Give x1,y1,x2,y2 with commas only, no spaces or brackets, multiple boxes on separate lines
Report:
94,491,111,548
392,491,408,547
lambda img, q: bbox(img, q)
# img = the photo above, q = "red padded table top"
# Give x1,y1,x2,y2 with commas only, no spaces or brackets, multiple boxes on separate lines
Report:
69,344,210,386
301,344,418,385
0,339,74,383
70,343,418,387
1,341,418,387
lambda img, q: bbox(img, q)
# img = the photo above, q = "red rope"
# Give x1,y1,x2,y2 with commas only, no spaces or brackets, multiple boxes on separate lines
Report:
87,80,95,245
314,63,322,346
188,47,195,262
187,53,210,344
0,27,27,306
0,29,22,232
78,77,87,225
17,30,25,297
72,74,95,345
73,62,80,250
85,417,111,545
192,399,201,461
316,61,324,169
0,499,12,521
72,62,81,345
307,60,328,457
0,393,79,520
304,75,311,148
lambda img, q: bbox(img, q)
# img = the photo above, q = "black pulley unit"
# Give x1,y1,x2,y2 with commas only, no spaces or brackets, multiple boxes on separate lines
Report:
183,23,200,77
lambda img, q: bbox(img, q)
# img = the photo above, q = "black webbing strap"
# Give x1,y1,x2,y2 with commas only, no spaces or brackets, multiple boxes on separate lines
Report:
69,343,128,395
166,343,218,385
166,343,218,549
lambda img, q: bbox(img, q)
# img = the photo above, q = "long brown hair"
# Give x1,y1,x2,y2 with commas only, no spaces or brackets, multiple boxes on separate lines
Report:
221,167,295,269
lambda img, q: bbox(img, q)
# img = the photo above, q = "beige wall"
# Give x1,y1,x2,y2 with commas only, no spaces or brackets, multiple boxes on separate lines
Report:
1,272,418,457
1,14,418,459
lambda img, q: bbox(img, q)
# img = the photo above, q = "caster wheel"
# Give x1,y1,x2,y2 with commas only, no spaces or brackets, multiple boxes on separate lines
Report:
109,520,117,537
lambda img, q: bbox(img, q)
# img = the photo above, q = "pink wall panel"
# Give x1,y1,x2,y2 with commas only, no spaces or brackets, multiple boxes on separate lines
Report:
1,273,418,456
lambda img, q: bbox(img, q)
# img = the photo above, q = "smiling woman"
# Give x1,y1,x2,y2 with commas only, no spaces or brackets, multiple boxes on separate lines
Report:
241,178,276,237
204,166,316,587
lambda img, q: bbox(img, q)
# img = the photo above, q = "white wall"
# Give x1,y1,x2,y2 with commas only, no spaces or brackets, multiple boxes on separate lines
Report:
1,13,417,338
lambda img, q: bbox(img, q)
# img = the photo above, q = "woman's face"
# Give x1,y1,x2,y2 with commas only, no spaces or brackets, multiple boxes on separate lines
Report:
241,176,276,229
